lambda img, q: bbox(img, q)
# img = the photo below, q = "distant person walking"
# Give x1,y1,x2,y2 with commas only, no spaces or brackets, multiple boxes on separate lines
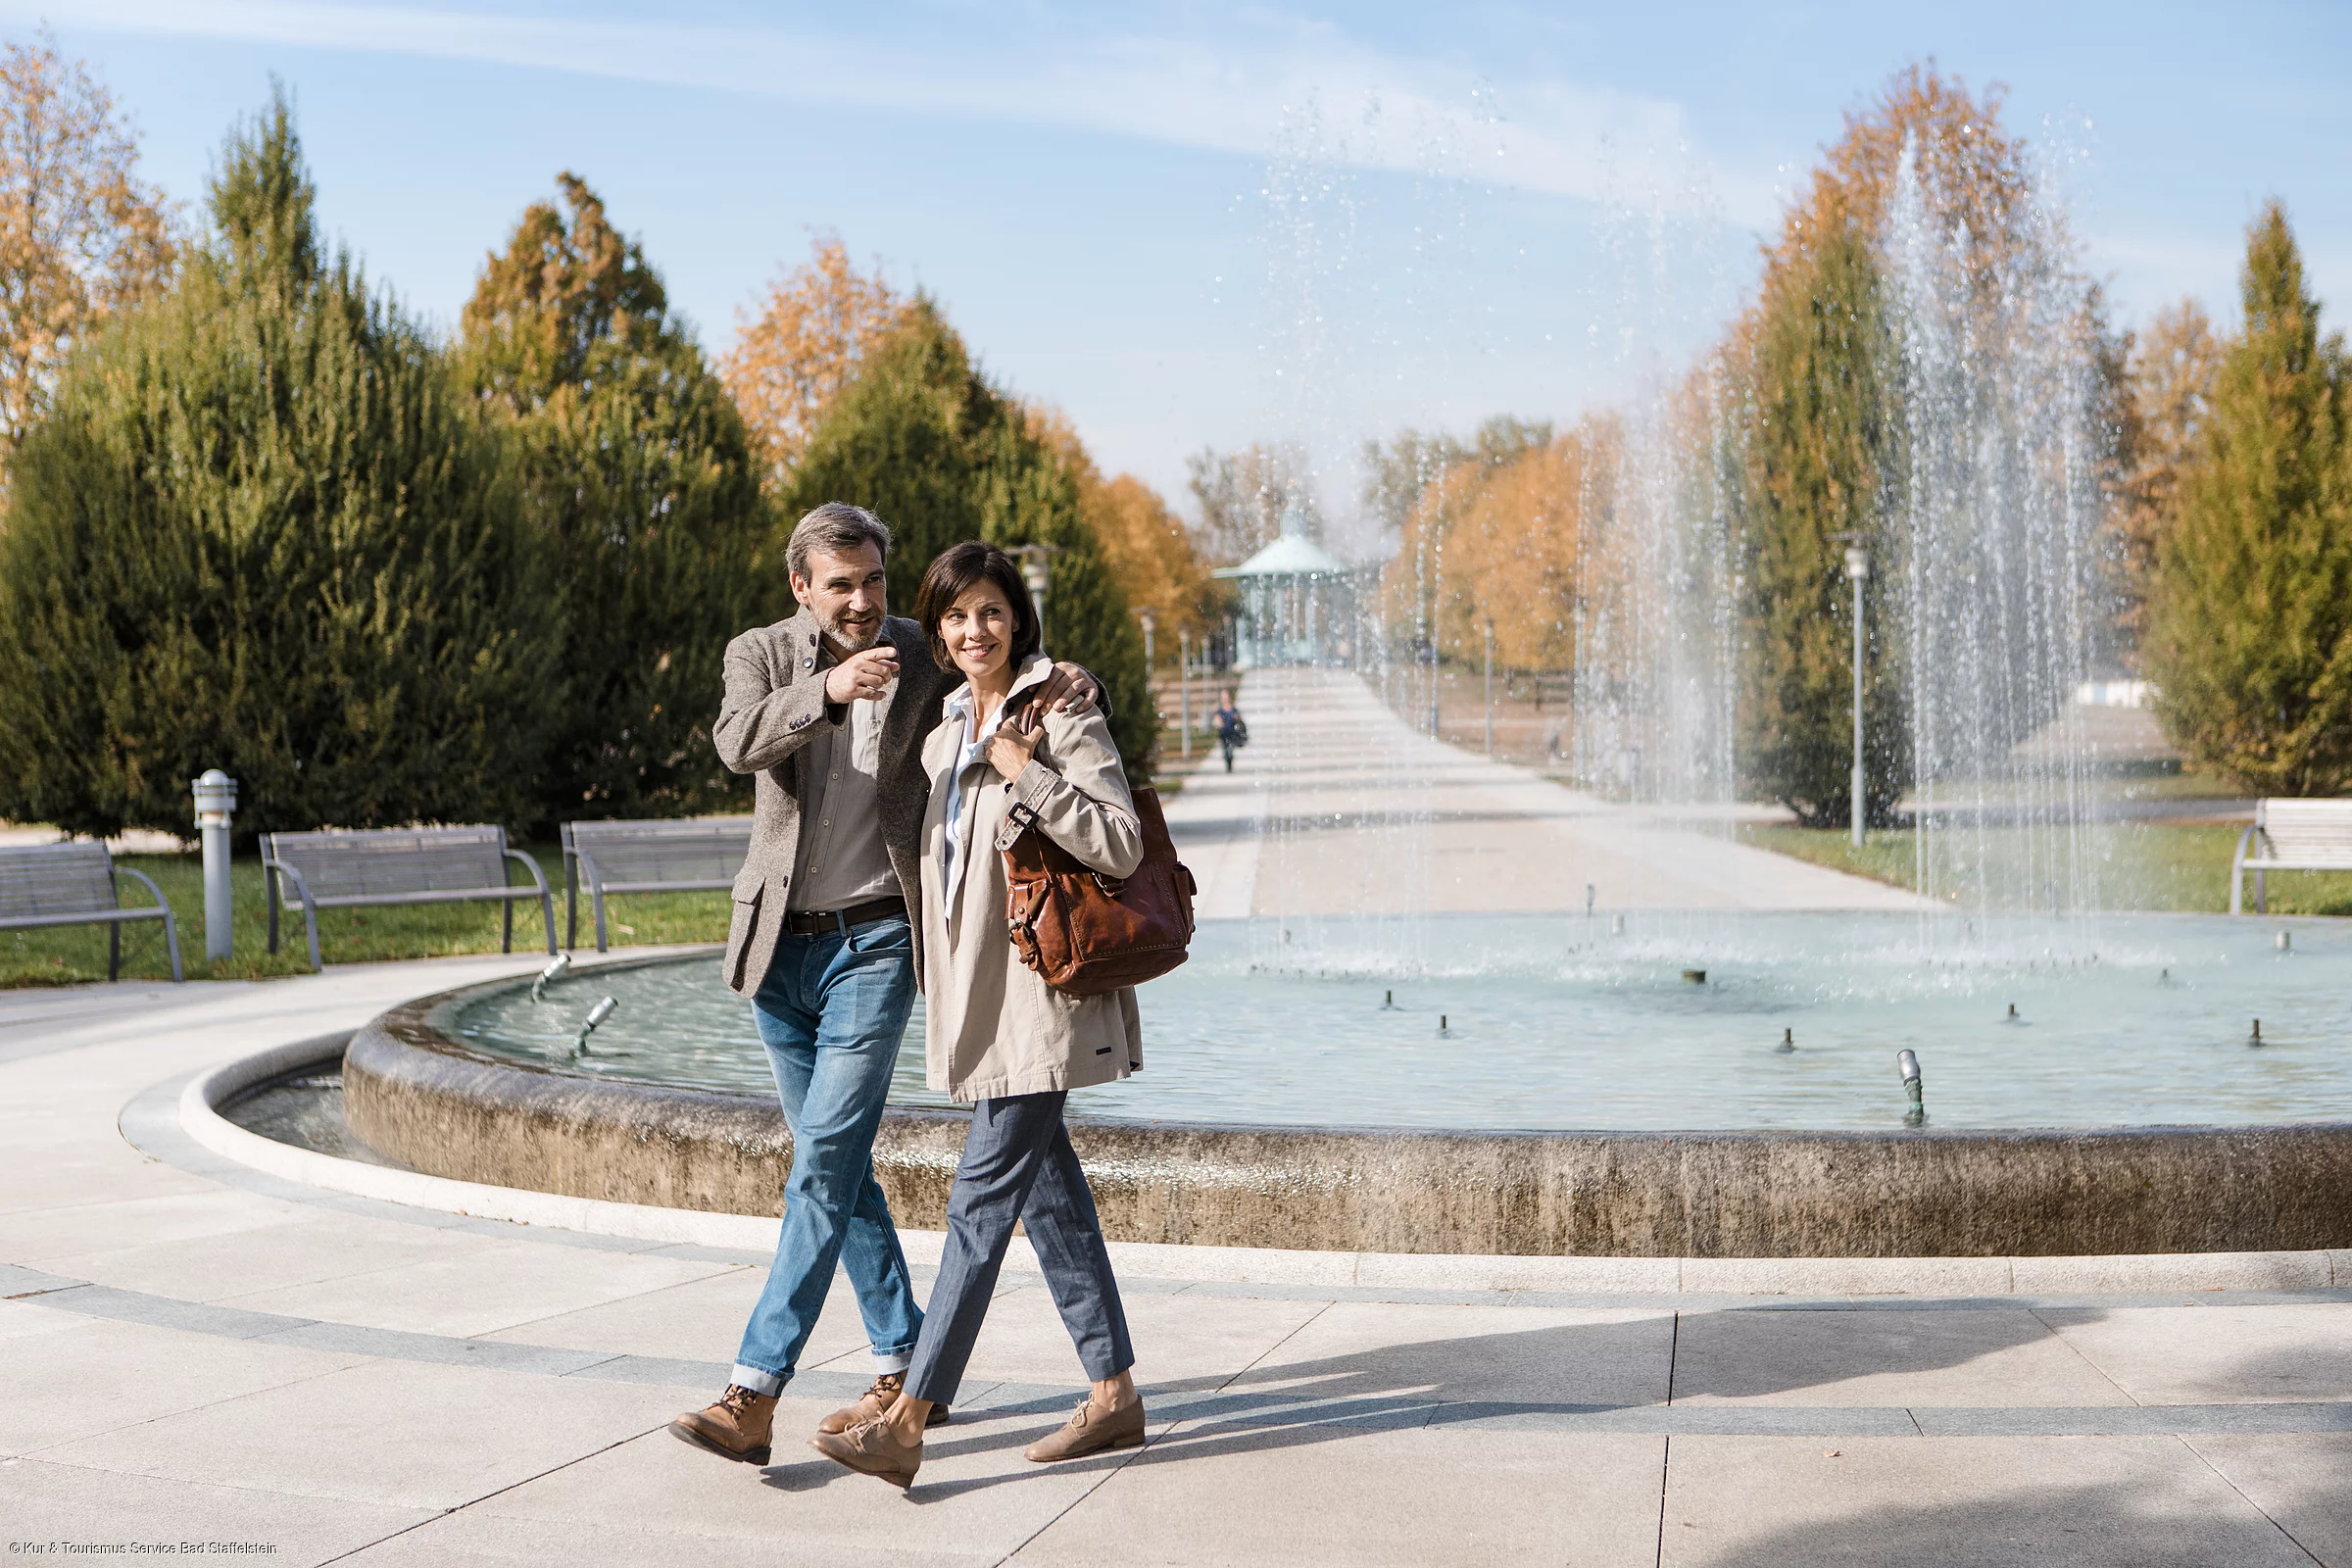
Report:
810,541,1148,1490
668,506,1101,1472
1210,690,1246,772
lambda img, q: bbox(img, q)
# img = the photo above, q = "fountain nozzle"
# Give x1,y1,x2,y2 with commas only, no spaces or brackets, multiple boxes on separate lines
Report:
1776,1028,1795,1054
530,953,570,1004
2277,930,2291,954
1439,1014,1449,1037
2249,1018,2264,1047
1897,1050,1926,1126
573,995,617,1056
1380,989,1399,1011
1682,969,1706,986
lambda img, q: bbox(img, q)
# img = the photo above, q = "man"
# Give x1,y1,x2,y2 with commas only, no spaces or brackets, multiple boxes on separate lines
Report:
670,503,1100,1466
1210,689,1246,773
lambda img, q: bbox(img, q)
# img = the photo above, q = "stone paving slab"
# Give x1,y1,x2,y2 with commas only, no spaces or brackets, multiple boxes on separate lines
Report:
1011,1427,1667,1567
1669,1306,2135,1407
2187,1433,2352,1564
0,1455,437,1562
2038,1302,2352,1404
1656,1434,2319,1566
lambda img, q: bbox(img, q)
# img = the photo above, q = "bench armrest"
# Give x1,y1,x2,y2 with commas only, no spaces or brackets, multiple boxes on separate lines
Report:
110,863,185,984
503,849,558,956
261,858,324,972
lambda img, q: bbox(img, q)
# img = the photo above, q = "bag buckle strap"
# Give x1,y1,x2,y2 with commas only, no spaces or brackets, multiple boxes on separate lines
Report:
995,800,1039,853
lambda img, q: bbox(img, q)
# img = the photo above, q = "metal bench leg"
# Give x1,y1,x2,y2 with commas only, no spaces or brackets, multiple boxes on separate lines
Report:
267,863,280,955
108,922,121,983
2256,869,2266,915
162,908,183,983
503,896,514,955
564,857,578,953
537,884,556,956
304,904,321,972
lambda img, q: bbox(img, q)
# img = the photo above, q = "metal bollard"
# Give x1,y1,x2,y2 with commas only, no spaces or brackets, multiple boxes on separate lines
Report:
191,770,238,964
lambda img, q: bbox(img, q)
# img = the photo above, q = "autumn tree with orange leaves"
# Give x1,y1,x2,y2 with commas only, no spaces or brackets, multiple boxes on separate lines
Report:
718,236,909,489
0,34,175,454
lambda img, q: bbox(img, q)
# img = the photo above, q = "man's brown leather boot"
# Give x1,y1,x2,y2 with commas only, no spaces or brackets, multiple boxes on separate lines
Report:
669,1384,778,1465
817,1372,952,1436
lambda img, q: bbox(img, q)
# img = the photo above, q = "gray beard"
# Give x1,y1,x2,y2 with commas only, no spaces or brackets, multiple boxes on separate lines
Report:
820,610,884,654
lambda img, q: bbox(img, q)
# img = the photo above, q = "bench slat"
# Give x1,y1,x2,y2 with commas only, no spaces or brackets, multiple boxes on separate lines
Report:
266,826,513,906
0,843,121,922
2257,800,2352,867
564,817,752,893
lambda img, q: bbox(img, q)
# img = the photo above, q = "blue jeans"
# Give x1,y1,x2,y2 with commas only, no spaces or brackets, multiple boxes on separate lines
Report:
729,913,922,1396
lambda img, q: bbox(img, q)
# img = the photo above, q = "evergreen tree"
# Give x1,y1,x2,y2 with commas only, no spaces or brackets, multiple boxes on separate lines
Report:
783,301,1152,767
0,90,553,838
2146,202,2352,795
1736,218,1905,826
458,173,771,823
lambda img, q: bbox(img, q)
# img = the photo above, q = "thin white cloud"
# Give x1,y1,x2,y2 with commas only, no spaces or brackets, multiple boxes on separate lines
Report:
24,0,1771,223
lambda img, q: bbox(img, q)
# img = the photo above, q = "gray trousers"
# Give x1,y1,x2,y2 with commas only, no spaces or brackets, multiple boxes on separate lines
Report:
906,1091,1134,1405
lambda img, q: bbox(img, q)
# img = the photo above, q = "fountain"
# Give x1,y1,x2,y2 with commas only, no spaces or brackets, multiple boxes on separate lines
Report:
259,95,2352,1266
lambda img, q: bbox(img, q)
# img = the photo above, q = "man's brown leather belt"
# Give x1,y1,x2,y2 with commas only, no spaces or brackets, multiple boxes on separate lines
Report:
781,896,907,937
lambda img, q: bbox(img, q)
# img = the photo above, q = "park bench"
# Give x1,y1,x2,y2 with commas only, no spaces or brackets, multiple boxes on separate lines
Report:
561,816,754,952
2230,799,2352,914
261,825,555,971
0,841,182,982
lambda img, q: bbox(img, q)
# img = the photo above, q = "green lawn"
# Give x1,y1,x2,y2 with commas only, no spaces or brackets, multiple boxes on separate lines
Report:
1740,821,2352,916
1,845,733,988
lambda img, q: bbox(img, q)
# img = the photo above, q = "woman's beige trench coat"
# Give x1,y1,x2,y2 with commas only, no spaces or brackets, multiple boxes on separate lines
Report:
917,654,1146,1102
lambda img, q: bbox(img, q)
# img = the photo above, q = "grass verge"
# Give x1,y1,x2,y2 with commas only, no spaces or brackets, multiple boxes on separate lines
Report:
1740,821,2352,916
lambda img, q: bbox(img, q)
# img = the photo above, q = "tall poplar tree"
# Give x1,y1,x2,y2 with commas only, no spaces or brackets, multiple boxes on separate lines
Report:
2146,202,2352,795
0,90,551,837
783,300,1152,767
458,174,772,823
1736,218,1903,826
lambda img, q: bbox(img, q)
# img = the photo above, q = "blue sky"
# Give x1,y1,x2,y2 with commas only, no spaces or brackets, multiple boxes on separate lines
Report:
19,2,2349,532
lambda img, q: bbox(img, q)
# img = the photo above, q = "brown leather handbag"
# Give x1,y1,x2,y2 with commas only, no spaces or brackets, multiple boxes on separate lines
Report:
999,785,1198,996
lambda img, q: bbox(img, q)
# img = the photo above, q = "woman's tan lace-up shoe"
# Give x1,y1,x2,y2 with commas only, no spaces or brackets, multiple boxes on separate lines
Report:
1023,1396,1146,1462
816,1372,952,1435
808,1417,922,1489
668,1384,778,1465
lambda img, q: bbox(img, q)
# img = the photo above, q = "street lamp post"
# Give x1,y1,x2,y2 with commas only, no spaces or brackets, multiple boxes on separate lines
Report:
1012,545,1054,646
1135,607,1157,753
1844,544,1870,849
1178,627,1193,760
1483,619,1496,758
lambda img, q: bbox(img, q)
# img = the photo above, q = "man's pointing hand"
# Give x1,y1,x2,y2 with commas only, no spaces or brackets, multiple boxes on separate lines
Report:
825,645,899,705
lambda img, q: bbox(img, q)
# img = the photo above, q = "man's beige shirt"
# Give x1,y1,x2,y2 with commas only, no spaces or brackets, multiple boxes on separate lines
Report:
785,653,900,912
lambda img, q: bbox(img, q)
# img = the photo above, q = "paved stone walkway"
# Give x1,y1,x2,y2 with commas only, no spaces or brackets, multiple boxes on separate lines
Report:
6,968,2352,1564
1160,668,1936,919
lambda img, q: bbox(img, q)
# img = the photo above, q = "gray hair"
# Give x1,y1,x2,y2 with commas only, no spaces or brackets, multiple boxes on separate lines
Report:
787,502,892,581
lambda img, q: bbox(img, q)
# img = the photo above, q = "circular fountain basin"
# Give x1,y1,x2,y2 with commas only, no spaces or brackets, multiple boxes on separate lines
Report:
344,912,2352,1258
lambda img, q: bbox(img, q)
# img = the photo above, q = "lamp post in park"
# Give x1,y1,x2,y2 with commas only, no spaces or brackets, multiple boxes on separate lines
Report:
1483,618,1496,758
1843,543,1870,849
1178,627,1193,760
1011,544,1055,646
191,770,237,963
1134,607,1157,756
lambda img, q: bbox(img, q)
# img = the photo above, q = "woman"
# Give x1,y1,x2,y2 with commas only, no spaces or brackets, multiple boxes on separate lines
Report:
810,541,1146,1489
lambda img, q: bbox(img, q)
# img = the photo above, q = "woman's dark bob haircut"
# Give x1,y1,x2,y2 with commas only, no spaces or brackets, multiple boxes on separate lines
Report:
916,541,1042,671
